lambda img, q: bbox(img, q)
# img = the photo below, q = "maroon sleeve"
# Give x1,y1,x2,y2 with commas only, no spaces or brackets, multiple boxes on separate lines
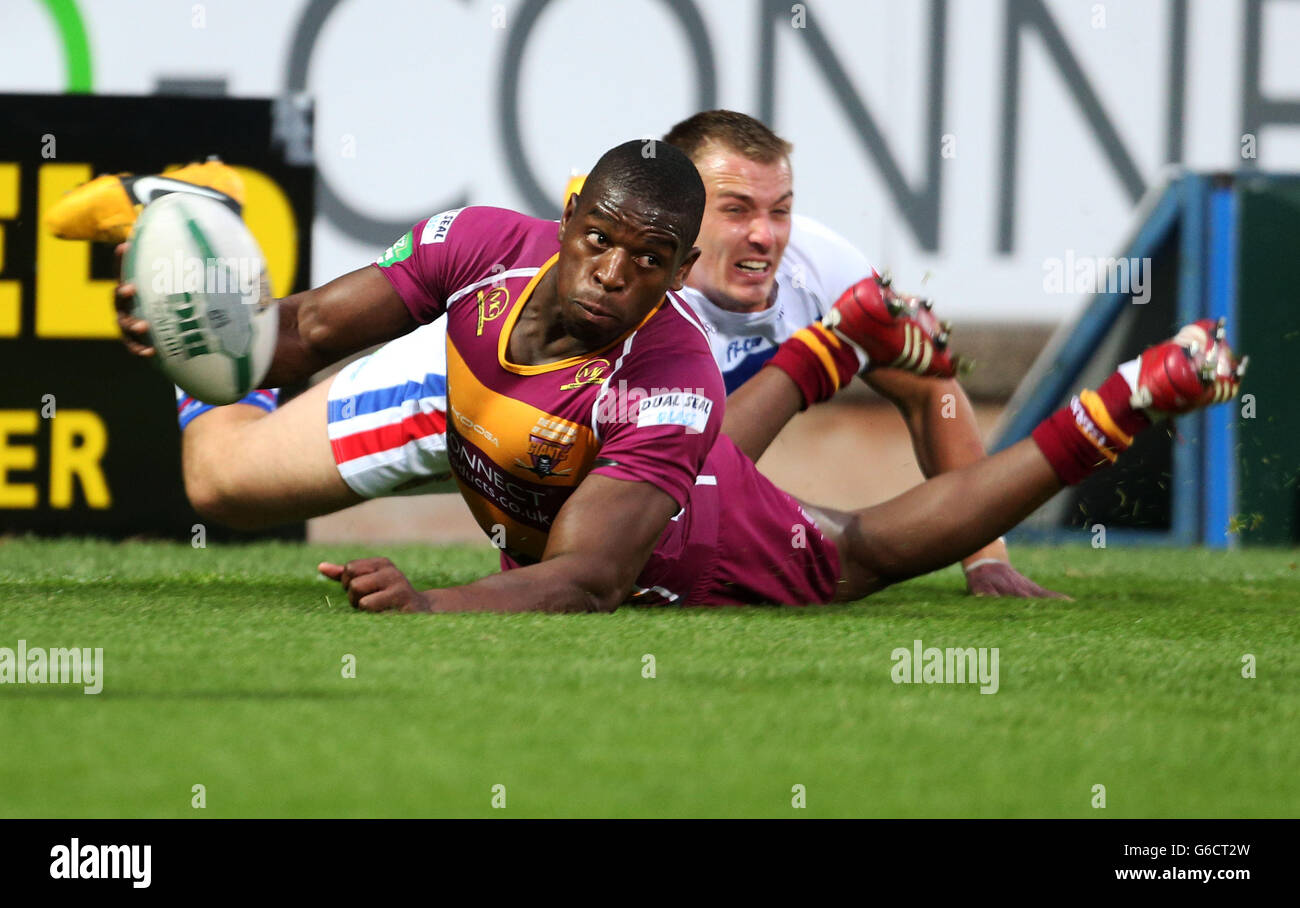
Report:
370,207,487,323
590,331,725,508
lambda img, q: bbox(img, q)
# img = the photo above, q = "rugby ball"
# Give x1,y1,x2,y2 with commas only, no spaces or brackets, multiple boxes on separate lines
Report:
125,193,278,405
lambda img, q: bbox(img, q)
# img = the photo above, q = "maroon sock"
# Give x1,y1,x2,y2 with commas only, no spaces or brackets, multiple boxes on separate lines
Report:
1093,370,1151,438
1031,371,1152,485
763,323,862,409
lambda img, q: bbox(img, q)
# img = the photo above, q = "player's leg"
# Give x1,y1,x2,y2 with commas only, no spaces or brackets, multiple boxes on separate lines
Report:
182,379,363,530
183,320,456,529
802,438,1060,599
807,318,1245,601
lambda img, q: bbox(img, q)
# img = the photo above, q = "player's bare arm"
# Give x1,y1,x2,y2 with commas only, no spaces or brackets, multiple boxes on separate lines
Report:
321,475,679,613
113,246,416,387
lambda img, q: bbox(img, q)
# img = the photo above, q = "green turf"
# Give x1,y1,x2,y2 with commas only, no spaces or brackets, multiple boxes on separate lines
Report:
0,537,1295,817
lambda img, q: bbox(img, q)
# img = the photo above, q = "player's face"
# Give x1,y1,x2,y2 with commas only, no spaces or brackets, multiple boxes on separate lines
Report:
555,191,699,347
687,144,793,312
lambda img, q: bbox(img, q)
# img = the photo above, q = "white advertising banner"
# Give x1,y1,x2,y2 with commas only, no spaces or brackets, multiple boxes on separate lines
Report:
4,0,1299,322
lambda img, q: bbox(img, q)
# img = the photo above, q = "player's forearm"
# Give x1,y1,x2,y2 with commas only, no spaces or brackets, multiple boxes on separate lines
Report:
424,555,628,613
721,366,806,461
898,379,1011,566
262,265,419,388
260,295,337,387
892,380,971,475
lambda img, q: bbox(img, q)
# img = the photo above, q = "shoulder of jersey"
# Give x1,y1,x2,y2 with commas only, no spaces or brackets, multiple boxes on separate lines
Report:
418,205,555,246
649,290,714,349
620,295,724,389
787,212,864,262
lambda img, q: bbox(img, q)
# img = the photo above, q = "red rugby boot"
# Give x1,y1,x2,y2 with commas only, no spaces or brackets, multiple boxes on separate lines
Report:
1128,317,1247,418
821,273,958,378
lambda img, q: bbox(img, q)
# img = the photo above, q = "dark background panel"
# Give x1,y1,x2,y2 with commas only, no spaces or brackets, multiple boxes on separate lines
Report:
1236,178,1300,545
0,93,312,540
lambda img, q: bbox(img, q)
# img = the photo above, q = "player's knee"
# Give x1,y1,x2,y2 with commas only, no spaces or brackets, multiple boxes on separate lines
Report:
181,448,273,531
184,473,265,531
843,520,910,586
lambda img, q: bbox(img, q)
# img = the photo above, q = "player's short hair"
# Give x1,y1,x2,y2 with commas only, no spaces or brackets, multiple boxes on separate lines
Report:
662,110,794,164
581,139,707,254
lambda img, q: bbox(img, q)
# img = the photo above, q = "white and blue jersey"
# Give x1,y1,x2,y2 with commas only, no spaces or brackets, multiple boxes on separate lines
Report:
678,214,874,394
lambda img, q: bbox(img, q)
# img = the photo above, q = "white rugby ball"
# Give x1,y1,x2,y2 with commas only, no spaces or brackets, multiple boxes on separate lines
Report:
126,193,278,405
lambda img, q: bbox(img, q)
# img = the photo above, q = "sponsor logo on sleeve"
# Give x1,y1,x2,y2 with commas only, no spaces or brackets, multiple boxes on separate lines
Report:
421,207,465,244
376,230,413,267
635,391,714,433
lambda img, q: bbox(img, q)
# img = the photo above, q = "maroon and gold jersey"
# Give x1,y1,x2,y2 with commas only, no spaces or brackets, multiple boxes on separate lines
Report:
374,206,727,584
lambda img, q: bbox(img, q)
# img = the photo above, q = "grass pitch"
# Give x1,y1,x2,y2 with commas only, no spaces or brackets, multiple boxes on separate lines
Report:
0,537,1295,818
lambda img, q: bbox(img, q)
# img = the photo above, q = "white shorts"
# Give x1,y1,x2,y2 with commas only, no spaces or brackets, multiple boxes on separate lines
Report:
326,320,457,498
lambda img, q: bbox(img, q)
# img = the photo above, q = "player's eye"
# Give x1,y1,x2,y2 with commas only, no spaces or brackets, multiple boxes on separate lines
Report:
636,253,660,268
586,229,608,246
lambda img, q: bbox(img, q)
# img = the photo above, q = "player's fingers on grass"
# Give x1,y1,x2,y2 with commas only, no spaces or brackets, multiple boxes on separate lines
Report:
344,557,395,579
998,577,1073,601
357,587,404,613
339,559,381,588
353,570,410,612
1008,573,1073,600
343,566,399,603
1035,585,1073,601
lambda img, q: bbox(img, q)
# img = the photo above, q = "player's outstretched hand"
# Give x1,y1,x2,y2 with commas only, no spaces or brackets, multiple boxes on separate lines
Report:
965,561,1071,600
318,558,432,613
114,242,155,358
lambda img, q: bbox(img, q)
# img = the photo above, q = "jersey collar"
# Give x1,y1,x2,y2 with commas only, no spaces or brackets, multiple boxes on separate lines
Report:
497,253,663,374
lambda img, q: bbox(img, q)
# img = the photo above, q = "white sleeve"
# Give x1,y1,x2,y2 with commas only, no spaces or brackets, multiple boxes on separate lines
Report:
789,214,875,316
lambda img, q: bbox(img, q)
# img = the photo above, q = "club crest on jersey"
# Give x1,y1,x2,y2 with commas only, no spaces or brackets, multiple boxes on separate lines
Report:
516,415,577,478
476,286,510,335
560,358,611,390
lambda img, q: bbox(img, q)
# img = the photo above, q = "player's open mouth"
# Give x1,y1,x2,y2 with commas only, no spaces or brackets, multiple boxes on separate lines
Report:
732,259,772,282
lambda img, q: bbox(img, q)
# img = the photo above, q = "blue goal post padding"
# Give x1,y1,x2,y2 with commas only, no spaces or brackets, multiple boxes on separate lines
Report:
990,171,1279,547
